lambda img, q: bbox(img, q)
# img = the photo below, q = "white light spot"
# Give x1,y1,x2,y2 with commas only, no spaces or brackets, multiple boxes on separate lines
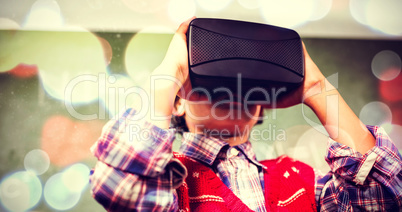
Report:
238,0,261,10
350,0,402,36
86,0,104,10
41,71,99,105
365,0,402,35
283,171,290,178
293,127,330,173
388,124,402,154
259,0,315,28
108,75,117,84
380,122,393,134
309,0,332,21
349,0,368,25
44,173,81,211
359,101,392,126
371,50,401,81
252,141,276,160
100,74,140,118
122,0,169,13
24,149,50,175
0,171,42,211
62,163,90,193
196,0,233,12
33,30,108,105
23,0,64,30
125,29,174,86
0,18,20,30
168,0,196,24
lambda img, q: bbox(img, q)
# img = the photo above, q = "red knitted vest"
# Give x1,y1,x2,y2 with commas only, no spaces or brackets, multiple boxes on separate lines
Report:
174,153,317,212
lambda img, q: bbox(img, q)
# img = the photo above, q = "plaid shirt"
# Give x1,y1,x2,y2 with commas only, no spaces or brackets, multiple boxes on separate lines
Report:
90,108,402,211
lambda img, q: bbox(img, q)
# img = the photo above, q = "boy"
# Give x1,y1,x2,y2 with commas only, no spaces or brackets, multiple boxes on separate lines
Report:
89,18,402,211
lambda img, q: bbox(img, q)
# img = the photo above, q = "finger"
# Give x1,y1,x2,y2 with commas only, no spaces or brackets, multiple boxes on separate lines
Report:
301,41,312,60
176,16,196,35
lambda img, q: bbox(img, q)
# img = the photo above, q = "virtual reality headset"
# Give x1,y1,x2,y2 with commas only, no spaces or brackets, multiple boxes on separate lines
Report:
187,18,304,101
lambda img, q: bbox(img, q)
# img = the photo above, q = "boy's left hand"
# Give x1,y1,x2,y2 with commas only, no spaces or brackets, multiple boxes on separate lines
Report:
268,42,326,109
274,42,376,154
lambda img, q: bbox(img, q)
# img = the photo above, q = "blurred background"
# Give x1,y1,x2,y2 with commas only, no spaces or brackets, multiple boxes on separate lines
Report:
0,0,401,211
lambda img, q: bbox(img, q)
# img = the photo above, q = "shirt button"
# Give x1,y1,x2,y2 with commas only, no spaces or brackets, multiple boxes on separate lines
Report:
230,147,239,157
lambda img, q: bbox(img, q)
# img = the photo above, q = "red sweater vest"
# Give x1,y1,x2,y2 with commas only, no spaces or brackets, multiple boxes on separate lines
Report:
174,153,317,212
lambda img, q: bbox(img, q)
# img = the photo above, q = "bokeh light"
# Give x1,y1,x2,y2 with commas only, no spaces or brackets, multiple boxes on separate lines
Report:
252,142,276,161
125,28,174,86
1,0,107,105
260,0,314,28
86,0,104,10
273,125,306,156
122,0,169,13
371,50,401,81
380,122,393,134
98,74,145,118
0,29,108,104
41,115,104,166
293,127,330,172
24,149,50,175
309,0,332,21
196,0,233,12
350,0,402,36
379,67,402,102
62,163,90,193
359,101,392,126
40,69,100,105
238,0,261,10
365,0,402,36
0,18,20,30
0,171,42,211
0,27,21,72
260,0,332,28
23,0,64,30
388,124,402,154
349,0,367,25
44,173,81,211
8,63,38,78
167,0,196,24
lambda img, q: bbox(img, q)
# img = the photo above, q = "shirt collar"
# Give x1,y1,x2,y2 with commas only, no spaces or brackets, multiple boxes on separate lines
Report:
179,132,267,170
236,142,266,168
179,133,228,166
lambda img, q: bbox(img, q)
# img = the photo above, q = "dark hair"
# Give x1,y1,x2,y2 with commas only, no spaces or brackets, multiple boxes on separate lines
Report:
170,96,189,134
170,114,189,135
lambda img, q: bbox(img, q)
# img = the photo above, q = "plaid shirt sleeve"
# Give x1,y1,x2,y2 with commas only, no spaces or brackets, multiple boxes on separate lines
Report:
89,108,181,212
316,125,402,211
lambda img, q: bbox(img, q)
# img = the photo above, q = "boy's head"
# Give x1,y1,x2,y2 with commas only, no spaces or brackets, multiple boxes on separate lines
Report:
171,94,264,142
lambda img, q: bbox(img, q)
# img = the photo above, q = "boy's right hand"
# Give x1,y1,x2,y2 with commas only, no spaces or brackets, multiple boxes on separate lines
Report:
142,17,195,129
153,17,196,100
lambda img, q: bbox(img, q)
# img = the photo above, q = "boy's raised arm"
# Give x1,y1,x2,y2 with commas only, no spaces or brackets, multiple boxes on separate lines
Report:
132,17,194,130
89,18,195,211
302,44,376,154
297,44,402,210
